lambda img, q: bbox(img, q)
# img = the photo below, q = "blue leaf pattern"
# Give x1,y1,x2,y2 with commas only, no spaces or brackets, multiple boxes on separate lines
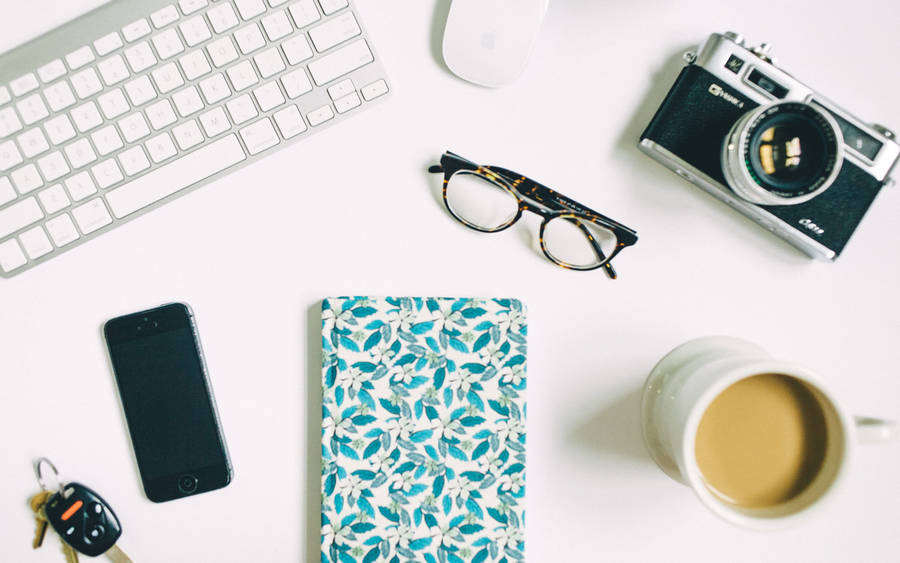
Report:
322,297,527,563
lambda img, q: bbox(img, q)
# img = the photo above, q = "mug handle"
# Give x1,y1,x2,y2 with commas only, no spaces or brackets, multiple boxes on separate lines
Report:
855,416,898,443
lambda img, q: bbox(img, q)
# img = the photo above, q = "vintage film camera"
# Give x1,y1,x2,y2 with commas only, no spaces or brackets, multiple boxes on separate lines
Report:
639,31,900,260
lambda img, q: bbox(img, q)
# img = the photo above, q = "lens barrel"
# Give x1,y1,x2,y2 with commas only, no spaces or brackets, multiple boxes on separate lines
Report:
722,102,843,206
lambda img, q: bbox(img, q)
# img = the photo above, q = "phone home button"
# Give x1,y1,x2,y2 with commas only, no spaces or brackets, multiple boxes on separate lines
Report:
177,474,198,494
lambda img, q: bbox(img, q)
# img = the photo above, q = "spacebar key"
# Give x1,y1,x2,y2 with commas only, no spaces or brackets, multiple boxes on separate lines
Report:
308,39,374,86
106,134,246,219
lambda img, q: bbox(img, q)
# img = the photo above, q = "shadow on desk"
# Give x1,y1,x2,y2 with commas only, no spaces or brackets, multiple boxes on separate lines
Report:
568,388,650,464
303,303,323,562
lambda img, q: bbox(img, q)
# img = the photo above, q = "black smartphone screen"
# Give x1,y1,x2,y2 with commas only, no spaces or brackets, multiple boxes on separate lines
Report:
105,303,231,502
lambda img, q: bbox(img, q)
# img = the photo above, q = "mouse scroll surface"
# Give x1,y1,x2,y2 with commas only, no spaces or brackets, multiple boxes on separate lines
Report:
443,0,547,88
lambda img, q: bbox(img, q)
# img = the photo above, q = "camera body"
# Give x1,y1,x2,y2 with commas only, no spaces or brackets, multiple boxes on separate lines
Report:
639,32,900,260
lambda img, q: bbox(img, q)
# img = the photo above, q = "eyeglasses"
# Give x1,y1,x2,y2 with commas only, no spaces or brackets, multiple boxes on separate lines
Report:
428,151,638,278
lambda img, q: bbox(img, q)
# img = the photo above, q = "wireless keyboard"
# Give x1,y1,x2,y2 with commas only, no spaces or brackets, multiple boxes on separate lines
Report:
0,0,389,277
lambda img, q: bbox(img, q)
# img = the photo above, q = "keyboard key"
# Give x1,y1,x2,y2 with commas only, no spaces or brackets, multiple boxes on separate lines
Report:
17,95,49,125
0,141,23,171
180,16,212,47
65,46,95,70
45,213,79,246
289,0,321,28
72,198,112,234
227,61,259,91
64,139,98,169
107,134,245,218
146,99,178,130
91,125,124,156
19,226,53,259
240,118,279,155
91,159,124,189
254,48,286,78
38,184,70,214
307,104,334,126
307,39,373,86
334,91,360,114
0,197,42,238
97,89,131,119
199,74,232,104
0,239,27,272
125,75,157,106
17,128,49,158
43,82,77,112
280,69,312,98
234,24,266,54
318,0,348,15
327,79,354,100
64,171,97,201
122,19,152,42
118,146,151,176
11,73,40,96
199,107,230,137
179,50,212,80
273,105,306,138
173,86,204,116
152,63,185,94
153,29,186,59
71,68,103,99
252,82,285,111
37,60,67,83
0,177,16,204
226,94,258,124
151,5,181,28
309,12,360,52
43,115,77,146
281,35,313,65
98,55,131,86
0,87,10,106
262,11,293,41
179,0,209,15
71,102,103,133
234,0,266,20
119,113,152,143
12,164,43,193
207,3,240,33
145,132,178,163
94,32,124,56
172,119,204,150
269,0,290,5
0,107,24,138
37,152,70,182
124,42,158,73
207,37,239,67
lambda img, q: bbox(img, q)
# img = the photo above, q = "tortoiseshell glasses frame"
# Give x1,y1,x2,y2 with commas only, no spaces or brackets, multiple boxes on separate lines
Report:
429,151,638,278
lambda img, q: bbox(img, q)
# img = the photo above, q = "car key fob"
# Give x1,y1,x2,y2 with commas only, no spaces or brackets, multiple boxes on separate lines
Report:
44,482,123,557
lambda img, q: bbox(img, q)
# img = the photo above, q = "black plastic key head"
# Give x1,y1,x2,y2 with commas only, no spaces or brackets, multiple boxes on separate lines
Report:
44,482,122,557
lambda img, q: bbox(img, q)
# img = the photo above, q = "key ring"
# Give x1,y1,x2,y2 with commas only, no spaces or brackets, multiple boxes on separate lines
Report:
34,457,65,497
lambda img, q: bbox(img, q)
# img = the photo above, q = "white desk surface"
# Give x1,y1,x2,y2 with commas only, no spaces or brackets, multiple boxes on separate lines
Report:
2,0,899,561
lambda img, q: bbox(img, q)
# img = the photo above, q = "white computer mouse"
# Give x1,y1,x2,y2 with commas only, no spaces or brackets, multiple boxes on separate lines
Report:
442,0,549,88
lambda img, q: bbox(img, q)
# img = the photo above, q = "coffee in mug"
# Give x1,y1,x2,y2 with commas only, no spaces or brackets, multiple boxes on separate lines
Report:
641,336,896,529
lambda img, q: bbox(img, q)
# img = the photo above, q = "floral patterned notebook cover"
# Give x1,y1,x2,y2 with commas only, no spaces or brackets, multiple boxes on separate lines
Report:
321,297,527,563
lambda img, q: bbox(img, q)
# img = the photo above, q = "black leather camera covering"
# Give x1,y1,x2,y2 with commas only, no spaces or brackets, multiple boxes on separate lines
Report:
641,65,883,257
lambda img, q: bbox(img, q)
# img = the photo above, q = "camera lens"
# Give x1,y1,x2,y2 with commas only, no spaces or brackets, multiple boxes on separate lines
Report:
722,102,843,206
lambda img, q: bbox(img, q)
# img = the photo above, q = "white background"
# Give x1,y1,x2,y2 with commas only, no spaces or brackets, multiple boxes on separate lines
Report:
2,0,899,561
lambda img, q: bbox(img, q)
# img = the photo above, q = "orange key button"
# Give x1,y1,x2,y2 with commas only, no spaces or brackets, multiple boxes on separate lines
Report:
61,500,83,521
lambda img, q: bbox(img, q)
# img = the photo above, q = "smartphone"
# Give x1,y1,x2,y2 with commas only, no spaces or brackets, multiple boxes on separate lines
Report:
104,303,232,502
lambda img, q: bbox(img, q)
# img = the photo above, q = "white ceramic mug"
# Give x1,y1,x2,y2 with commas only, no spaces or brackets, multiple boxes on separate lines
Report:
641,336,896,529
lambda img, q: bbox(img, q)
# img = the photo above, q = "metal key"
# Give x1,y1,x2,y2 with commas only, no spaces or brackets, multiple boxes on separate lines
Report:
29,490,52,548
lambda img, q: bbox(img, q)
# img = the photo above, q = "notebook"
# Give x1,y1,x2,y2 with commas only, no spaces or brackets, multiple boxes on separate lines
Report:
321,297,527,563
